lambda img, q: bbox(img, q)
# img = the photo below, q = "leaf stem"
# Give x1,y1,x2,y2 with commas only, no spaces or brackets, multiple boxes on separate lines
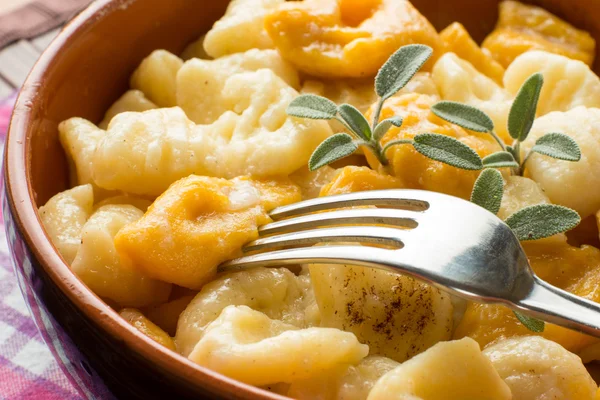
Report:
490,130,506,151
371,98,385,130
521,151,532,171
381,139,413,156
513,141,522,176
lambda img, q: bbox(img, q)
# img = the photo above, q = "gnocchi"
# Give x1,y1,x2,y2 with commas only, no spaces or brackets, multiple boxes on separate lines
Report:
367,338,511,400
93,70,330,196
188,305,368,386
264,0,444,78
130,50,183,107
175,267,317,356
483,336,597,400
504,51,600,117
203,0,283,58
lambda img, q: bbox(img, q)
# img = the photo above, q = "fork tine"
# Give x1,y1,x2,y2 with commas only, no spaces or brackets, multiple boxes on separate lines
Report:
270,190,429,220
218,245,395,274
244,226,405,253
259,208,419,236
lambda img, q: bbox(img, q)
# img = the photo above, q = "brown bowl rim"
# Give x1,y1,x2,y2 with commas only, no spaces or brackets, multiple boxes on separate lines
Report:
4,1,288,398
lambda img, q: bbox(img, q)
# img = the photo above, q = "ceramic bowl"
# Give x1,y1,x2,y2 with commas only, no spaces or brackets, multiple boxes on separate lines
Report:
3,0,600,398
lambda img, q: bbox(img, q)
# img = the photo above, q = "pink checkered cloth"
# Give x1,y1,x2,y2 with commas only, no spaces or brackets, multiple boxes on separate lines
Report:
0,94,80,399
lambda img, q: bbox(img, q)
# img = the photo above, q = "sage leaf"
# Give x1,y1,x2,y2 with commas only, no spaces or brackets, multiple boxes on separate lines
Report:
431,101,494,133
513,311,545,333
482,151,520,169
508,72,544,141
505,204,580,241
287,94,338,120
308,133,358,171
338,103,372,141
506,145,519,161
374,116,403,142
375,45,433,100
413,133,483,170
470,169,504,215
531,132,581,162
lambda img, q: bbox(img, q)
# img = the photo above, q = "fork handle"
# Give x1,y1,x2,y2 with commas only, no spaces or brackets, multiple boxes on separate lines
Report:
517,276,600,337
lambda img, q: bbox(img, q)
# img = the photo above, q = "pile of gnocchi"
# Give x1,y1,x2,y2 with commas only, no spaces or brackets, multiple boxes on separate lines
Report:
39,0,600,398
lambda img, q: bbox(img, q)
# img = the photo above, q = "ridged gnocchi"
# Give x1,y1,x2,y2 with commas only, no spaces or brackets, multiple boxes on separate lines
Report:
504,51,600,117
114,175,300,290
176,49,300,124
72,205,172,308
188,305,368,386
99,90,157,129
203,0,283,58
520,107,600,219
367,338,511,400
264,0,443,78
175,267,317,356
483,336,597,400
130,50,183,107
432,53,513,142
39,184,94,264
120,308,176,351
92,71,331,196
483,0,596,68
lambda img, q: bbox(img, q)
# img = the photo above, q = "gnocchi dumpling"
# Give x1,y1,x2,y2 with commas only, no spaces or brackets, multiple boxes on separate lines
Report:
483,0,595,68
99,90,157,129
120,308,176,351
504,51,600,117
520,106,600,219
310,263,453,363
188,305,368,386
180,35,210,61
93,71,330,196
114,175,301,290
264,0,444,78
483,336,597,400
320,166,402,196
289,166,339,200
432,52,513,142
38,184,94,264
287,356,399,400
177,49,300,124
367,338,511,400
72,205,172,308
440,22,505,84
58,118,110,197
175,267,317,357
203,0,283,58
130,50,183,107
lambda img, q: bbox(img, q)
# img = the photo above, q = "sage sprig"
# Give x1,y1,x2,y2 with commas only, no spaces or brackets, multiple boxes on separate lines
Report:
289,45,477,170
287,45,584,334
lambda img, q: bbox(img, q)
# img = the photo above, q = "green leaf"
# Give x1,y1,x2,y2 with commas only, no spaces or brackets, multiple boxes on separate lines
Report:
505,204,581,241
308,133,358,171
513,311,545,333
508,72,544,141
530,132,581,162
482,151,520,169
470,169,504,215
338,104,372,141
287,94,338,120
413,133,483,170
506,145,518,160
375,45,433,100
431,101,494,133
373,117,403,142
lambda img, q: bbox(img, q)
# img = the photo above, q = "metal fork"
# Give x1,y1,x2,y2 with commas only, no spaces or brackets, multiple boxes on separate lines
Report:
219,189,600,337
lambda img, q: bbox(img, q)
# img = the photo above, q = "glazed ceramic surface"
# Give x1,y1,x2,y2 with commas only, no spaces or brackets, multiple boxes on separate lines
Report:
4,0,600,398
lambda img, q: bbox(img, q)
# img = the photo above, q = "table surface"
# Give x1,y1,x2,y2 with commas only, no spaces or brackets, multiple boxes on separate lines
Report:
0,28,83,400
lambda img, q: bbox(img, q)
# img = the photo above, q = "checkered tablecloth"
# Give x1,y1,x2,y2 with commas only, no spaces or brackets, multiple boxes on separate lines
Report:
0,94,80,399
